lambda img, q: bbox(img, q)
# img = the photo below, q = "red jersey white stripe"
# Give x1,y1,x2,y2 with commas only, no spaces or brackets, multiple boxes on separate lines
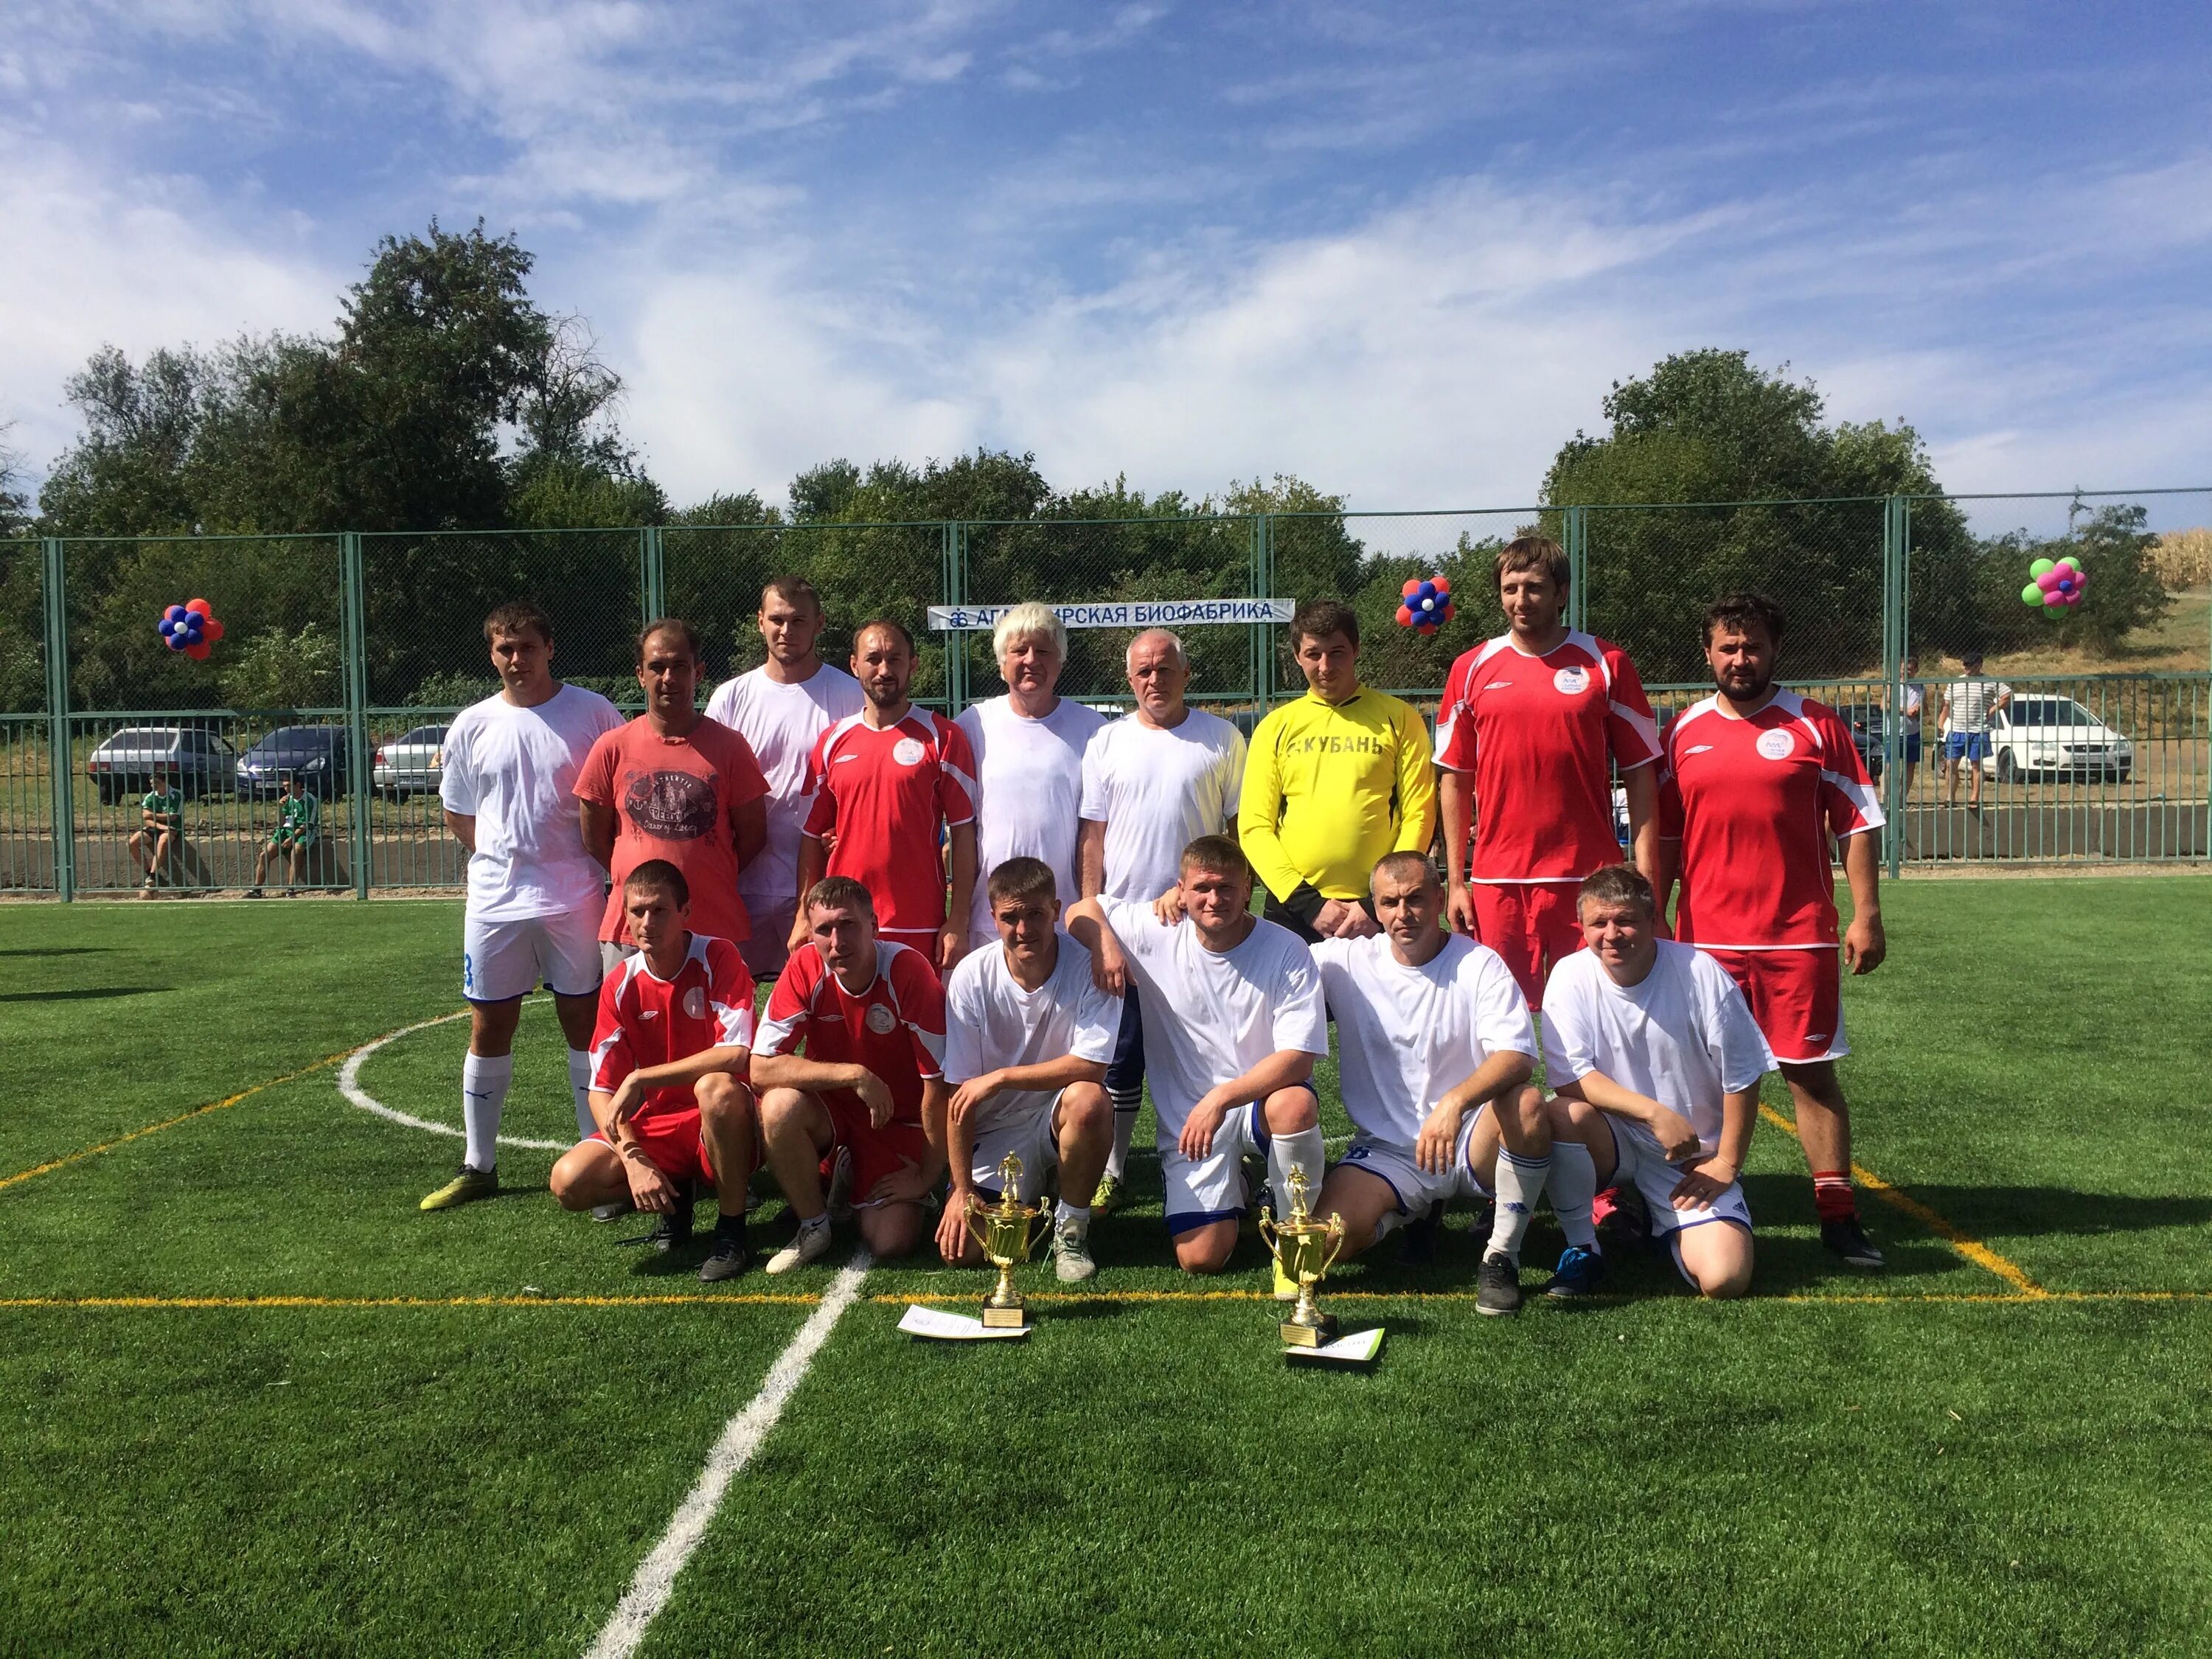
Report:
1433,630,1660,882
588,933,757,1117
757,939,947,1125
1658,688,1884,950
799,709,977,936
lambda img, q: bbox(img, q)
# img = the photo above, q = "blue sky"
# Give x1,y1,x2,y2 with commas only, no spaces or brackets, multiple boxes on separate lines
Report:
5,1,2210,524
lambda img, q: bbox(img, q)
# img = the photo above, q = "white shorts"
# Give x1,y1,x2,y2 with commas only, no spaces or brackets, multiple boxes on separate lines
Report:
1160,1099,1276,1235
968,1094,1070,1197
1334,1107,1492,1215
739,896,796,982
1604,1116,1753,1239
462,909,602,1004
599,939,638,975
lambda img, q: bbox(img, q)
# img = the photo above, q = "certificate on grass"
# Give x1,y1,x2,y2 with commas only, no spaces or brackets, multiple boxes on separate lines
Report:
898,1304,1032,1341
1284,1326,1385,1367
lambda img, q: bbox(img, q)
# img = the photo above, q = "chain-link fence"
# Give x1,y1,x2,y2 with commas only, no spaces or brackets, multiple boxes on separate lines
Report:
5,490,2205,894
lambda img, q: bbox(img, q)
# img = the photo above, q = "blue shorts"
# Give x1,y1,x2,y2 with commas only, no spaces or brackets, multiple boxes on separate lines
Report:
1106,986,1145,1094
1944,732,1989,762
1903,733,1922,763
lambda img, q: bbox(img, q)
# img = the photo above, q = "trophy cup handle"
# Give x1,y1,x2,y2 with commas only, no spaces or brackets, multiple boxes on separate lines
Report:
1256,1206,1279,1254
1319,1212,1348,1279
962,1192,992,1258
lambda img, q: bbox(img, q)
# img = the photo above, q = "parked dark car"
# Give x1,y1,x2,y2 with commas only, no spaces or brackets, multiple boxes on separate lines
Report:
236,726,353,799
1833,702,1891,782
86,726,236,804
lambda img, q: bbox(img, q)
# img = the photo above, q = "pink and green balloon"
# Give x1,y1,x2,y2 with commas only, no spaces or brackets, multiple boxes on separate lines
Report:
2020,556,2087,613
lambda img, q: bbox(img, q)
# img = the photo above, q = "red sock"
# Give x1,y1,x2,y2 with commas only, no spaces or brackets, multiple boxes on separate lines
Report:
1812,1171,1857,1223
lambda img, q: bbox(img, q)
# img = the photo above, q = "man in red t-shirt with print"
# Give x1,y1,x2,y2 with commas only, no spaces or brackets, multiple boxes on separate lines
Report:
754,875,950,1270
1433,535,1663,1011
549,860,761,1281
789,618,978,974
578,619,770,970
1653,591,1888,1270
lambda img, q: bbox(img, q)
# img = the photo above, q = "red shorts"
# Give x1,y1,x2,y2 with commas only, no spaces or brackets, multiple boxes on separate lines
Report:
592,1106,710,1184
1700,947,1848,1065
1470,881,1585,1010
822,1091,934,1203
876,928,942,978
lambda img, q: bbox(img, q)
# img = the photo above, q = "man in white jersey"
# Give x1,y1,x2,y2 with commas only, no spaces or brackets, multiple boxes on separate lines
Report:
1540,864,1769,1298
1312,853,1605,1315
936,858,1119,1283
424,600,625,1211
1068,835,1329,1280
1076,627,1246,1213
703,576,866,981
957,603,1104,953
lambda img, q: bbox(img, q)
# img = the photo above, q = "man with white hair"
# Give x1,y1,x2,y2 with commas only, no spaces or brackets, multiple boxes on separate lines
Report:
1076,627,1247,1211
957,602,1105,952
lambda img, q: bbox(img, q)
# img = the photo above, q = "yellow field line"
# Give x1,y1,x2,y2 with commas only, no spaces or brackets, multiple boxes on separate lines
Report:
0,1044,369,1194
1756,1102,2051,1297
4,1288,2205,1312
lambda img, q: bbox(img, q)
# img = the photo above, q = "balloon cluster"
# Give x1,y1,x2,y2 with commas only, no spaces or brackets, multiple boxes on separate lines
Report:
157,599,226,660
2020,557,2088,613
1396,575,1455,634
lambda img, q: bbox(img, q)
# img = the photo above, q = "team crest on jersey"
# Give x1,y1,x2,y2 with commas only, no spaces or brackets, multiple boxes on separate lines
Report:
891,737,926,766
865,1002,897,1034
1552,665,1590,695
684,986,707,1020
1756,728,1795,760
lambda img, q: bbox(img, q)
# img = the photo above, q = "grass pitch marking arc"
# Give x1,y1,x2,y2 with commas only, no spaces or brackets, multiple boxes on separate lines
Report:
336,1010,568,1151
584,1250,874,1659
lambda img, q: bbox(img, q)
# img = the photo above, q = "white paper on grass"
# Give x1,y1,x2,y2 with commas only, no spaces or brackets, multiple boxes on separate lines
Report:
1286,1326,1386,1364
897,1304,1031,1341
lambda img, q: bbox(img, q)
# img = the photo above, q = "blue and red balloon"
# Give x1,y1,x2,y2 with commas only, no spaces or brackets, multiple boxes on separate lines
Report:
1396,575,1455,635
156,597,226,660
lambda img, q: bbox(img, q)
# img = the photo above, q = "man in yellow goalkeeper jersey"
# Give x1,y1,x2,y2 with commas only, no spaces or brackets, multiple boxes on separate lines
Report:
1239,599,1438,943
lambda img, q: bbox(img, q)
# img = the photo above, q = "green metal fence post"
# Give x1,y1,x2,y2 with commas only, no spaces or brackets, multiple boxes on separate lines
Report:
41,537,74,901
339,532,374,898
1881,496,1906,877
1563,506,1589,633
942,522,967,716
1256,514,1277,714
640,526,667,622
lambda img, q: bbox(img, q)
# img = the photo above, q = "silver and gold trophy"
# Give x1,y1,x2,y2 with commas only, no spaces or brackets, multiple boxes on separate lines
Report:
1258,1164,1346,1347
964,1152,1052,1329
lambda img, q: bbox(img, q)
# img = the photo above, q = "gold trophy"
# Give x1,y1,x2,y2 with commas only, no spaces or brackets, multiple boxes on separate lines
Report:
964,1152,1052,1329
1258,1164,1346,1347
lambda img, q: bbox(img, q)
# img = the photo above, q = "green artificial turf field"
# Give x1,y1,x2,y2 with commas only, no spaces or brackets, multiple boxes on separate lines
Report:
3,879,2210,1656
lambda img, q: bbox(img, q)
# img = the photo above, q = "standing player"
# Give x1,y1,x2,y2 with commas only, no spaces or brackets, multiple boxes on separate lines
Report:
427,601,624,1209
1077,627,1246,1212
1239,600,1436,942
1067,835,1329,1279
1311,853,1594,1315
935,858,1118,1283
754,877,950,1270
549,861,761,1281
789,620,978,974
1653,591,1888,1269
578,619,769,969
1433,535,1663,1009
956,604,1104,953
703,576,865,982
1541,865,1769,1299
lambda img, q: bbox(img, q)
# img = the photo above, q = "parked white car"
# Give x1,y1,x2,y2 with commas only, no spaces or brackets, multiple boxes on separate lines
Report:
1980,695,2133,783
372,723,449,796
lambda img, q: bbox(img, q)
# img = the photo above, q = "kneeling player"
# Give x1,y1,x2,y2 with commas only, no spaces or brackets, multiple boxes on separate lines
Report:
549,860,761,1281
1312,852,1599,1318
1540,864,1769,1299
935,858,1119,1283
1068,835,1329,1279
753,877,949,1270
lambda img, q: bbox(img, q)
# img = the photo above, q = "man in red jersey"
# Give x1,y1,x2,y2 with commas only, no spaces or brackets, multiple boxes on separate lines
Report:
1652,591,1888,1270
789,619,978,974
1433,535,1663,1011
549,861,761,1282
754,875,950,1270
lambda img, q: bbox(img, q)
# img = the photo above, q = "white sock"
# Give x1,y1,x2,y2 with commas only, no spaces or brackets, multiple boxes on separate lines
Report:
461,1052,513,1173
1549,1140,1600,1251
1371,1207,1408,1245
566,1049,596,1138
1267,1124,1327,1219
1054,1199,1090,1239
1105,1087,1141,1180
1486,1149,1551,1264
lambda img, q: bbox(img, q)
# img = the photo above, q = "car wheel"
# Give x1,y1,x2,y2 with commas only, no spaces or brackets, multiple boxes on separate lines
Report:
1995,751,2016,783
96,779,117,807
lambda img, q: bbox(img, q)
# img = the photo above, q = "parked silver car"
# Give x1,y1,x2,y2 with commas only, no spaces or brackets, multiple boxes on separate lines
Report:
85,726,236,804
373,724,449,795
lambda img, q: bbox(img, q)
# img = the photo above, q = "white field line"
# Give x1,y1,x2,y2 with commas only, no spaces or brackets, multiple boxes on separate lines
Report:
585,1252,874,1659
335,1012,567,1152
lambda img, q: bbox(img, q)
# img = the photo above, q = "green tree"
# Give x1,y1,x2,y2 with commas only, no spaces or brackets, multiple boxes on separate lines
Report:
217,621,342,710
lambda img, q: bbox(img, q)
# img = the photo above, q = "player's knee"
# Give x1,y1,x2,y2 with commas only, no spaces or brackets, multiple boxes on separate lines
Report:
1172,1224,1235,1274
757,1087,807,1138
862,1206,923,1259
1698,1259,1753,1300
1261,1086,1318,1135
1061,1082,1111,1135
549,1152,594,1210
697,1074,755,1130
1498,1083,1548,1146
